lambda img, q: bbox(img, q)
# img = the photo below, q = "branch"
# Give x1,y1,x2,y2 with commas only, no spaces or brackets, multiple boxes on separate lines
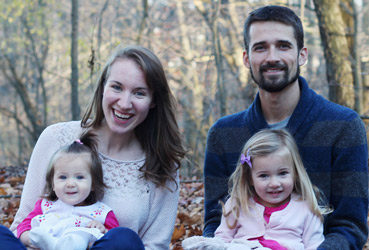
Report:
0,107,33,136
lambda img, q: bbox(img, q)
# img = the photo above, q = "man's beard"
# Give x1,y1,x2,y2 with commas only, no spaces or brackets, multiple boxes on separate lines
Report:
250,62,300,93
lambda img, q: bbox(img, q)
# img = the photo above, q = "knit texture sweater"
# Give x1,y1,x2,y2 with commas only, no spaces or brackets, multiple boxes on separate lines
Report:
10,121,179,250
203,77,368,250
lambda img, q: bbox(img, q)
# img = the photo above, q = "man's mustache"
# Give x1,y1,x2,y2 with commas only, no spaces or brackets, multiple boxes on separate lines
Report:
260,62,287,72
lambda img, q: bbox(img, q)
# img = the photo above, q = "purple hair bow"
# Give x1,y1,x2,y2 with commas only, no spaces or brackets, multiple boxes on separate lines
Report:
240,149,252,168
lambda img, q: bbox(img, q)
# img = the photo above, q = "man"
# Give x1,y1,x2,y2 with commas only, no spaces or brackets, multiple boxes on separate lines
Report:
203,5,368,250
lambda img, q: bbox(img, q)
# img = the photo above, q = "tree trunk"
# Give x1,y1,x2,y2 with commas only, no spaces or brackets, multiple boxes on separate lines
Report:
71,0,80,120
176,0,207,175
340,0,362,113
313,0,355,108
136,0,148,44
195,1,227,117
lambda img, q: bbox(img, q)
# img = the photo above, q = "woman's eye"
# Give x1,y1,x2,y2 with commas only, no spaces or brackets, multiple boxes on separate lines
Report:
112,85,122,91
135,91,146,97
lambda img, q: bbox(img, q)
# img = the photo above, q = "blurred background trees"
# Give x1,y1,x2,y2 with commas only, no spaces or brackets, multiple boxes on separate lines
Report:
0,0,368,178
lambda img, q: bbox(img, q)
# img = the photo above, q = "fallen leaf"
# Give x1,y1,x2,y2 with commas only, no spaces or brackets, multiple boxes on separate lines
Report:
172,224,186,242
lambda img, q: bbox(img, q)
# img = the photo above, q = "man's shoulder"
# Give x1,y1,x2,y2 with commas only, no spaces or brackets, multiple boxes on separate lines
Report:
300,76,359,121
212,109,249,129
307,88,359,122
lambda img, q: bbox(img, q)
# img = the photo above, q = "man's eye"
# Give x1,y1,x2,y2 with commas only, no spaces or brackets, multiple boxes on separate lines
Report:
254,46,265,51
279,44,291,49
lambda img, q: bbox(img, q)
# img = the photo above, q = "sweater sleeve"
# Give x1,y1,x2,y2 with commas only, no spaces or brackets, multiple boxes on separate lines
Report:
139,172,180,250
214,199,238,243
104,211,119,230
302,210,324,250
16,199,43,238
317,116,368,250
203,124,232,237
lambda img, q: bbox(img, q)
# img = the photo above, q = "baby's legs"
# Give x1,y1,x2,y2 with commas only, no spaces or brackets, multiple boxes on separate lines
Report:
55,231,91,250
29,227,57,250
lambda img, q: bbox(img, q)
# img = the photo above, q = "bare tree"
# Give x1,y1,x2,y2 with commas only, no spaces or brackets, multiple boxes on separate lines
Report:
71,0,81,120
313,0,355,108
195,0,227,117
0,1,50,144
136,0,149,44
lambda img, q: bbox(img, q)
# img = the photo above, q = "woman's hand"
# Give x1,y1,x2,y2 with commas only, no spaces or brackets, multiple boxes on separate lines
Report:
87,220,107,234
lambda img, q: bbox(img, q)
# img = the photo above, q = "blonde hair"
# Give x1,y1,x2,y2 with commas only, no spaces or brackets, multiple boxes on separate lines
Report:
224,129,332,228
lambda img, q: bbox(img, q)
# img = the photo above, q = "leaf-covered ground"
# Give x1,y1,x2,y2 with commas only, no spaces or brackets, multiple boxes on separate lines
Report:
0,165,368,250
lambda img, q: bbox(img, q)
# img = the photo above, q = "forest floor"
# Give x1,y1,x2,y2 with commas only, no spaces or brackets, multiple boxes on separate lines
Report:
0,165,368,250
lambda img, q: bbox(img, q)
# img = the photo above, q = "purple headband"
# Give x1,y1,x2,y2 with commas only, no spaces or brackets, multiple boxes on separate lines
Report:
240,149,252,168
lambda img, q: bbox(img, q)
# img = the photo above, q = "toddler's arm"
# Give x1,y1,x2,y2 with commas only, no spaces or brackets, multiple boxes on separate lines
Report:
17,199,43,238
103,210,119,230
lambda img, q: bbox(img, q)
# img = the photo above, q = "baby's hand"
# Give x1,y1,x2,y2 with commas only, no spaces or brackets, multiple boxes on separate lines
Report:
20,231,40,249
87,220,107,234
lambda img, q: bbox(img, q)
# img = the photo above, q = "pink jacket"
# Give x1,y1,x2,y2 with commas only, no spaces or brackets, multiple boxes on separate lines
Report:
215,193,324,250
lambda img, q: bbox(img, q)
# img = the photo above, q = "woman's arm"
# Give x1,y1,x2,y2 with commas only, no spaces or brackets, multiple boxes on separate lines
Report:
140,172,180,250
10,126,58,233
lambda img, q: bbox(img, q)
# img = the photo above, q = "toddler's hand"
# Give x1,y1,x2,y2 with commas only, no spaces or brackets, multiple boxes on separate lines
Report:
182,236,226,250
20,230,39,249
87,220,107,234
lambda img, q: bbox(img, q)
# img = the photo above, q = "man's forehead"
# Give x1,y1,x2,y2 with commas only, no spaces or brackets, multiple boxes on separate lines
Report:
248,21,296,44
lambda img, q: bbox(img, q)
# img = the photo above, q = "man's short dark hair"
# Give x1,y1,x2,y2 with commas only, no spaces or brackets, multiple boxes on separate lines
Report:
243,5,304,52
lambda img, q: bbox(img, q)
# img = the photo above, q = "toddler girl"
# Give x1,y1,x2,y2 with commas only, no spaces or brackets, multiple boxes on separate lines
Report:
183,129,331,250
17,130,119,250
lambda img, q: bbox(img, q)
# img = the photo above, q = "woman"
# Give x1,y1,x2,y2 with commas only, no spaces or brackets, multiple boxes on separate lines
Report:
8,45,186,250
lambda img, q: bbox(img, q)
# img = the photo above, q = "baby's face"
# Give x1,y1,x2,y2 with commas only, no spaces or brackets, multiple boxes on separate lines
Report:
52,154,92,206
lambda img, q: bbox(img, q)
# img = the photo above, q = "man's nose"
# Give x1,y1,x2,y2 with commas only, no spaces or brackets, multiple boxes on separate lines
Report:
265,47,280,63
